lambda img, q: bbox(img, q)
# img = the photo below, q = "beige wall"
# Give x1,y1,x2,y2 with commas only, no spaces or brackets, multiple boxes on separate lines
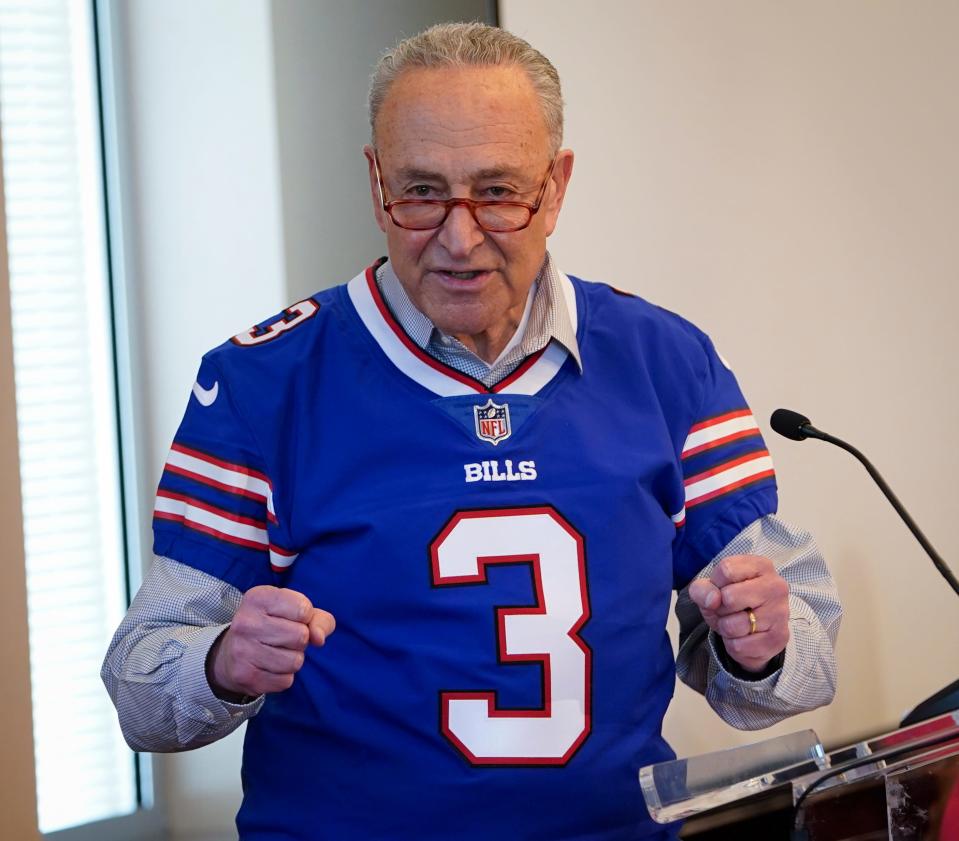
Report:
502,0,959,754
0,129,40,840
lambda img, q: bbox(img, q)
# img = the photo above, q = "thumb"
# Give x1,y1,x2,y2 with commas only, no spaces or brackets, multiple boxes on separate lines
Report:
307,608,336,647
688,578,721,612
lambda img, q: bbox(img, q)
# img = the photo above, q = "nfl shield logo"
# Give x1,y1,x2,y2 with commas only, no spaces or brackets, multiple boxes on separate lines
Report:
473,398,511,445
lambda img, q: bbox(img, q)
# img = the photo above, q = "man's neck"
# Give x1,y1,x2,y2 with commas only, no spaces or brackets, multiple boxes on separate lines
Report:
449,324,518,365
442,281,538,366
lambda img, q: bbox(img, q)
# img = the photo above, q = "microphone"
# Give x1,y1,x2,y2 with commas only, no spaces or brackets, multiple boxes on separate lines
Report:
770,408,826,441
771,408,958,725
770,408,957,597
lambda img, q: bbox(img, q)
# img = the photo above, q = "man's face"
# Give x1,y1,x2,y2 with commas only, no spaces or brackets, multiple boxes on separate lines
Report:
365,65,573,361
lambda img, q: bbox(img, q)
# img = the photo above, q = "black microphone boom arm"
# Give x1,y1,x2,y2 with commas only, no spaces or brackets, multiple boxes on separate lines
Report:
770,407,959,727
769,408,958,598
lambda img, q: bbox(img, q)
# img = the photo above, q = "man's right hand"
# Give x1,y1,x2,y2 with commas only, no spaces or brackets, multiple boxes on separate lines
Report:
207,585,336,699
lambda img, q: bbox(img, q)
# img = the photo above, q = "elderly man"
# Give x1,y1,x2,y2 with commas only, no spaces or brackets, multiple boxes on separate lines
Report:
103,22,840,841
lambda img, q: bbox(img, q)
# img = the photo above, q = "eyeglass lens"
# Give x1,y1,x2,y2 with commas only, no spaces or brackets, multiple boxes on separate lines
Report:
390,201,531,232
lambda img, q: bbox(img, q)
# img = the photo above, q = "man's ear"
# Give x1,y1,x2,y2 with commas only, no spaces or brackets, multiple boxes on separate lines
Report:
363,145,388,234
543,149,574,237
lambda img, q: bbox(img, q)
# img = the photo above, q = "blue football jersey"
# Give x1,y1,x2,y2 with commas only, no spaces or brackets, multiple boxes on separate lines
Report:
153,264,777,840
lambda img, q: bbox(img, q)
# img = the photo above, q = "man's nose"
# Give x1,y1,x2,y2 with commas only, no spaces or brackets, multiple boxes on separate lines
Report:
436,202,485,257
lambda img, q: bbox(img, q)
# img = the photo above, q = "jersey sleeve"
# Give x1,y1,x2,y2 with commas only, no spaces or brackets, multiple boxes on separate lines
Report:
152,356,297,592
671,336,778,589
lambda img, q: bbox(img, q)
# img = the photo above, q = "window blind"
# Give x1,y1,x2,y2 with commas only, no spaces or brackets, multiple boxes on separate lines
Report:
0,0,136,833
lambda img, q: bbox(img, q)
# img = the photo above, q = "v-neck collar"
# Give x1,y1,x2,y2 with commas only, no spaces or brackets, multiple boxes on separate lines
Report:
346,264,578,397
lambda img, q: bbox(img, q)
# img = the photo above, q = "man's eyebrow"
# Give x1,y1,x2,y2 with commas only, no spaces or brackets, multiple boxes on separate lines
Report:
394,166,447,182
392,165,526,182
472,166,525,180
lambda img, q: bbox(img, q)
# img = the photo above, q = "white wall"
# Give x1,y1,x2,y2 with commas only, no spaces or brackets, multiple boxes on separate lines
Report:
501,0,959,756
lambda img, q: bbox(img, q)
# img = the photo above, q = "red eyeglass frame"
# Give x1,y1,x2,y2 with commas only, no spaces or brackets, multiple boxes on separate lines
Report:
372,152,558,233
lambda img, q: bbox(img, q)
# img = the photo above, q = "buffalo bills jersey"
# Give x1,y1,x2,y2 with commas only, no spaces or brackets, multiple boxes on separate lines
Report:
153,264,777,840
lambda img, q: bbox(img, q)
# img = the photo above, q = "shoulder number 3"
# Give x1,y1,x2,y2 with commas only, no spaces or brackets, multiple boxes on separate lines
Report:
430,506,592,766
231,299,319,347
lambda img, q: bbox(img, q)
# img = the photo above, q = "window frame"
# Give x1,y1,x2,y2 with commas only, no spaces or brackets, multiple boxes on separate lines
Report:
85,0,166,838
0,0,166,835
18,1,168,838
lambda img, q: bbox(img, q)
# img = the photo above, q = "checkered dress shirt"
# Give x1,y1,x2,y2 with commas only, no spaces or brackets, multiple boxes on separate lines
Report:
375,254,581,386
102,254,841,751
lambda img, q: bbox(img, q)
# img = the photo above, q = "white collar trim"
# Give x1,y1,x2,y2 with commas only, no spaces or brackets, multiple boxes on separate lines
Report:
347,264,577,397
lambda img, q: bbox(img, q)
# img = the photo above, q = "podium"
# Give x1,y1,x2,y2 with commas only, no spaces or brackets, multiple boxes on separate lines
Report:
640,710,959,840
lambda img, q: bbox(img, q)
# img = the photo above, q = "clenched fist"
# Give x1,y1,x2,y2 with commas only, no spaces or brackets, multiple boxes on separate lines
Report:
207,585,336,699
688,554,789,674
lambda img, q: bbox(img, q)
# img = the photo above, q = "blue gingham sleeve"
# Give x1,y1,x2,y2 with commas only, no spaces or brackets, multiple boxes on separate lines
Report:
674,515,842,729
100,554,262,752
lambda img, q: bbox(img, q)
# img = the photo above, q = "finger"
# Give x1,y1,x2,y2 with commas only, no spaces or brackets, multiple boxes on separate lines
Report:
250,643,306,676
262,587,314,623
723,629,789,666
229,603,309,649
709,555,771,589
254,615,311,650
308,609,336,647
715,604,789,639
716,575,789,614
239,668,296,696
257,671,296,694
688,578,722,612
716,609,759,639
725,653,779,674
214,644,298,696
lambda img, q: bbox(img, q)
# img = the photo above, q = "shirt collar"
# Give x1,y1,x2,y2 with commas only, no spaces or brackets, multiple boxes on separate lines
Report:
376,253,583,372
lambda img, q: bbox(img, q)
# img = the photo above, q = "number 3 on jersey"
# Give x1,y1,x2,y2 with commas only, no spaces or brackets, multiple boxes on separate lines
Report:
231,299,319,347
430,506,592,766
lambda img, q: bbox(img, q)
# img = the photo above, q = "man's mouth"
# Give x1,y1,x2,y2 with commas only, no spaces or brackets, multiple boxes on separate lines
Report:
432,268,490,283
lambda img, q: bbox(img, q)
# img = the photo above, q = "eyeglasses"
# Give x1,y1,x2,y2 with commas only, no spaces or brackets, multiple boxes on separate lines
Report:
373,152,557,233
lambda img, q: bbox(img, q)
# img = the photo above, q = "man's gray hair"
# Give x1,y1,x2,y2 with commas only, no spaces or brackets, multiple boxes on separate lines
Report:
369,22,563,154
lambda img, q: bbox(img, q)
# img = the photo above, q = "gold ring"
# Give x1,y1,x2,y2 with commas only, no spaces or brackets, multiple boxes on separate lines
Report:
746,607,758,635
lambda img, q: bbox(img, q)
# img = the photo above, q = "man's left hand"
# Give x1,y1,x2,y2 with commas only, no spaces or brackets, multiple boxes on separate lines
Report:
688,554,790,674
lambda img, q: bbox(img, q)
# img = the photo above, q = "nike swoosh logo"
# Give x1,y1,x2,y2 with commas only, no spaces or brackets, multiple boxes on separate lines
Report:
192,380,219,407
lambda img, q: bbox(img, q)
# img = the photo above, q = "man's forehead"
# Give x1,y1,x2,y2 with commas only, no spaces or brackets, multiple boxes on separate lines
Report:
376,65,548,143
388,63,533,100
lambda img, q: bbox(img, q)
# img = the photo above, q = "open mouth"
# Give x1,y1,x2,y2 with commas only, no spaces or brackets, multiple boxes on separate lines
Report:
435,269,489,282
